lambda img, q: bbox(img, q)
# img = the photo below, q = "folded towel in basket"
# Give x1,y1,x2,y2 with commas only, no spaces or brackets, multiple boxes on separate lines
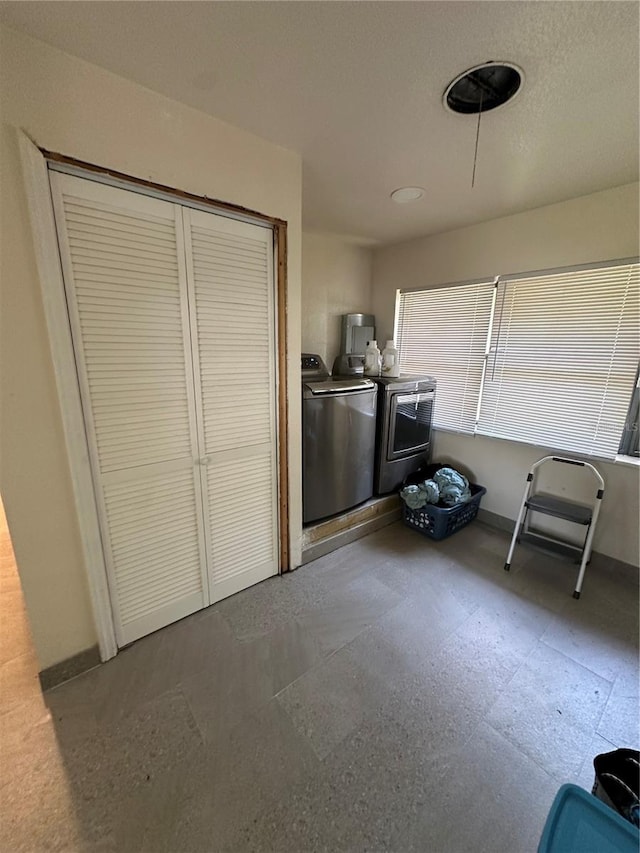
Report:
433,467,472,506
400,467,472,509
400,479,440,509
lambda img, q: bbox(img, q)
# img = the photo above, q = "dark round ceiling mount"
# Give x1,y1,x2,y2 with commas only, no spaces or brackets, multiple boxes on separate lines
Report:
444,62,523,115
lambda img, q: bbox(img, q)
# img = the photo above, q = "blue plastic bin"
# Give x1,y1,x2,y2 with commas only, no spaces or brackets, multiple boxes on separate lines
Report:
538,784,639,853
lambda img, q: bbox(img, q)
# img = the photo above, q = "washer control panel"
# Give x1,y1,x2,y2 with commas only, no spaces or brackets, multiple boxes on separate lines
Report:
301,354,323,371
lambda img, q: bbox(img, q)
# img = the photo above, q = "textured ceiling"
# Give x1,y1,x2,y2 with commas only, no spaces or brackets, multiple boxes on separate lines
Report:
1,1,638,245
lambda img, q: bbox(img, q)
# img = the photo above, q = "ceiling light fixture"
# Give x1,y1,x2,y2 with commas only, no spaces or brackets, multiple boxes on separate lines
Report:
443,61,523,188
390,187,425,204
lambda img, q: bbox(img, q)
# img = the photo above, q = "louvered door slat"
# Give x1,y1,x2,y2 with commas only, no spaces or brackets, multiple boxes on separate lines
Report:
196,293,269,308
108,504,197,538
184,208,278,602
50,173,208,645
74,268,180,286
66,219,178,246
79,301,182,317
95,407,187,425
207,456,276,586
68,231,179,256
105,486,195,517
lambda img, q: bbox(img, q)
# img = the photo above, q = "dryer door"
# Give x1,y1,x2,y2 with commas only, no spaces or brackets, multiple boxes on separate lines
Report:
387,391,434,460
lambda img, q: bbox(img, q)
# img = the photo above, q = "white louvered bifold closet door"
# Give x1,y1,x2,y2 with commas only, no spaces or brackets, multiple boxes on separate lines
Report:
50,173,209,646
183,208,278,601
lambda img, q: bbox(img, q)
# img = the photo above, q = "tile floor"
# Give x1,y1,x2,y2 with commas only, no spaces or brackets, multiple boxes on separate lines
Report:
1,517,638,852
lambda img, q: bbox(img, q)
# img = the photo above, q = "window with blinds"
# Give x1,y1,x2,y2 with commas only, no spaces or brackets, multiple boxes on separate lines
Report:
477,261,639,459
396,279,496,433
395,258,639,460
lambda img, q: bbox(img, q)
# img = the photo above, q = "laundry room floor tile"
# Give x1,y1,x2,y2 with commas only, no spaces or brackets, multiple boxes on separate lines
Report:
2,521,638,853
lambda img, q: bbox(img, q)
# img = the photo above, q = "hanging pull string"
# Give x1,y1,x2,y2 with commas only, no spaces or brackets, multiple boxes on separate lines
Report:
471,88,484,188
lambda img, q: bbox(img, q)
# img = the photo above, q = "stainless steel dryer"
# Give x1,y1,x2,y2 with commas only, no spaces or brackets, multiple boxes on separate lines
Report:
373,374,437,495
302,354,377,524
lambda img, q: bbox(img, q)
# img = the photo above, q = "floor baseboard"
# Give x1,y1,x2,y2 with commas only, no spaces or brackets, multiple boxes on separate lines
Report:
477,507,639,577
39,645,101,691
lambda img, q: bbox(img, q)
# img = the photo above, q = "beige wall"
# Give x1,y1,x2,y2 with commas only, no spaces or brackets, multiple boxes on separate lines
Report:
373,183,640,566
301,232,373,370
0,25,303,669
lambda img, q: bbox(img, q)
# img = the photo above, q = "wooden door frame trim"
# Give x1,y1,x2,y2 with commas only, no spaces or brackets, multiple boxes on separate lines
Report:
18,134,291,665
275,223,290,571
18,133,118,662
43,149,287,229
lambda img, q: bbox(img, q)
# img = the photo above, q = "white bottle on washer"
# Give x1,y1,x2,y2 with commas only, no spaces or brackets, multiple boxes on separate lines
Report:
382,340,400,377
364,340,381,376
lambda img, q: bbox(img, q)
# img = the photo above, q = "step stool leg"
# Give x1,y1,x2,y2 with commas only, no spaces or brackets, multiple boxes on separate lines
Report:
572,490,604,599
573,552,588,599
505,474,533,571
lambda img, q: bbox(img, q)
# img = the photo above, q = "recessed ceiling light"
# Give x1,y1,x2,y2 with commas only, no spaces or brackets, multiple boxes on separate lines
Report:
443,62,523,115
390,187,424,204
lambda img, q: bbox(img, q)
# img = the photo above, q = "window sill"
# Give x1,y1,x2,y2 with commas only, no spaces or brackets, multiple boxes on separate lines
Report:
433,428,640,470
614,454,640,469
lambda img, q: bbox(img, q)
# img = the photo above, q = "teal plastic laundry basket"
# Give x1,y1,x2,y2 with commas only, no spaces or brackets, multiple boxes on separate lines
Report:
538,784,639,853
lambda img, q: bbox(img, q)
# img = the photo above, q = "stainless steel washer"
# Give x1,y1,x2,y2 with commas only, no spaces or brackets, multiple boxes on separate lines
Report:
302,354,377,524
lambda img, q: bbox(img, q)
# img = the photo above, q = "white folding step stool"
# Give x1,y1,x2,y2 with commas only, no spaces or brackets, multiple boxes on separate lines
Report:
504,455,605,599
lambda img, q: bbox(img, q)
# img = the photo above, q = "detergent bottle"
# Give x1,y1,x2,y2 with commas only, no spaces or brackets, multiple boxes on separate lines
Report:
382,340,400,377
364,340,381,376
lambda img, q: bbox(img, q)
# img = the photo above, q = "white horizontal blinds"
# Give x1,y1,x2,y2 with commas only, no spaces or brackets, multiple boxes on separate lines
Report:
478,262,640,458
396,281,495,432
50,173,207,645
184,208,278,600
